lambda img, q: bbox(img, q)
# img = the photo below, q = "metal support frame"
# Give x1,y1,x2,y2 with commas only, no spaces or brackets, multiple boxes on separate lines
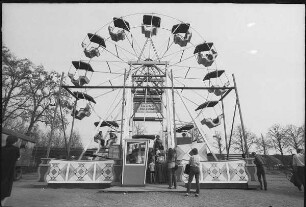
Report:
120,69,127,146
176,89,218,161
59,100,69,158
63,85,235,90
67,99,77,158
232,74,249,157
46,72,64,158
227,100,237,160
221,99,228,159
62,59,244,162
171,70,177,147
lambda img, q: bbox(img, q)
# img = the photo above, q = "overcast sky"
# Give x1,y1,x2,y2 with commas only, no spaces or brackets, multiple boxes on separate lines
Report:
2,3,305,153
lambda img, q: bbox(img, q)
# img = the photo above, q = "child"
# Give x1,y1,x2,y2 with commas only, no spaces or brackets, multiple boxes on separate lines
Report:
148,159,155,184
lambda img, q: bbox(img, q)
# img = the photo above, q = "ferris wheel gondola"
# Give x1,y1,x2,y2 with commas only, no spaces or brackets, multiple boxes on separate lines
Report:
172,23,192,47
82,33,106,58
194,42,218,67
141,15,161,38
68,61,94,86
70,91,96,120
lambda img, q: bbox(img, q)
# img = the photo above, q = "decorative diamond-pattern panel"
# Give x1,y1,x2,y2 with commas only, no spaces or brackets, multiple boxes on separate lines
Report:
228,161,248,181
202,162,228,182
95,162,113,182
46,163,68,182
46,160,114,183
68,162,94,182
176,142,207,161
180,160,248,183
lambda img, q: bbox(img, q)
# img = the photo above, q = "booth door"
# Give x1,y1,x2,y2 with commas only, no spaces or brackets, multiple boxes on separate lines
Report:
122,140,149,186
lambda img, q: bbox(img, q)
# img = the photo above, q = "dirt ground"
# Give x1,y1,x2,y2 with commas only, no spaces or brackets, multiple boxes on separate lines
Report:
4,170,305,207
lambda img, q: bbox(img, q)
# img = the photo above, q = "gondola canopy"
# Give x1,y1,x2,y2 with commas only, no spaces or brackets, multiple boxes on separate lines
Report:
194,42,214,54
195,101,218,111
113,17,130,32
176,124,194,133
171,23,190,34
203,70,225,81
143,15,161,27
132,134,156,140
87,33,106,48
72,61,94,72
94,121,119,128
73,92,96,104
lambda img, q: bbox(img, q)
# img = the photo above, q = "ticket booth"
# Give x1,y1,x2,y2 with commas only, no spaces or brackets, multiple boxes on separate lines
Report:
122,139,149,186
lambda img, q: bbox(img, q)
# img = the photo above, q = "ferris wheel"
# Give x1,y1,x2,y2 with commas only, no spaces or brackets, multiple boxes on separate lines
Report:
62,13,241,160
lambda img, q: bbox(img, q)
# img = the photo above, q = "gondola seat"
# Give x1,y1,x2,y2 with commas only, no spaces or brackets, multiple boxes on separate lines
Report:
75,107,91,120
208,82,230,96
68,72,75,79
173,31,192,47
108,26,125,42
78,76,90,86
75,111,87,120
196,49,218,67
68,73,80,87
84,47,100,58
71,108,79,117
141,25,157,38
201,115,223,128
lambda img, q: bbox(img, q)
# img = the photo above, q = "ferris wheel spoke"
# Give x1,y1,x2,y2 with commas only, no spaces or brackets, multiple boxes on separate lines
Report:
125,33,142,59
160,38,175,60
162,44,194,59
148,38,160,61
105,38,141,62
168,55,195,69
137,38,150,61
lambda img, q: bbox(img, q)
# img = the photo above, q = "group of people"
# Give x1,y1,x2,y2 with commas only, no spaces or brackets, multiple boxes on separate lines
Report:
147,147,179,189
147,144,202,197
2,131,304,204
251,149,305,192
93,131,117,148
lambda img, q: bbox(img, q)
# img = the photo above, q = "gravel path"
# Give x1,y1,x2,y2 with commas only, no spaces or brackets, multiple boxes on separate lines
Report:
5,171,304,207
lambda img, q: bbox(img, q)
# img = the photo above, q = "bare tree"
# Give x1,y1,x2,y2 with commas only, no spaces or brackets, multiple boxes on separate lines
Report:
2,46,71,136
69,130,83,149
285,124,305,153
22,67,70,135
29,127,82,149
2,46,32,125
212,131,225,154
267,124,289,164
231,126,256,154
254,134,273,155
134,123,146,135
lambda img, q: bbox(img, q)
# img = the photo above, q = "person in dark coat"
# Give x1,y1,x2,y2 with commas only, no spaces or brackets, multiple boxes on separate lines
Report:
251,152,267,190
1,135,20,206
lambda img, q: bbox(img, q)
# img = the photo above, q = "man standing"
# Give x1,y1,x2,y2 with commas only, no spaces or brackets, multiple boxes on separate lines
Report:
292,149,305,190
1,135,20,206
251,152,267,190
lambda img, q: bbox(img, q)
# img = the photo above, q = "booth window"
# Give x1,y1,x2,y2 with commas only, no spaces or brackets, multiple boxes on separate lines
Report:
126,142,146,165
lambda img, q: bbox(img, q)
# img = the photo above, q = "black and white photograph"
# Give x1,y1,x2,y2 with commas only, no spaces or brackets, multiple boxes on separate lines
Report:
1,3,305,207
